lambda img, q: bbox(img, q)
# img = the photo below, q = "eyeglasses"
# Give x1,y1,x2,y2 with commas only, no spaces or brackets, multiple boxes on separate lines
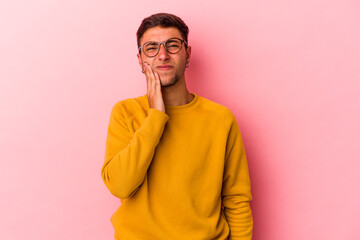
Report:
138,37,188,58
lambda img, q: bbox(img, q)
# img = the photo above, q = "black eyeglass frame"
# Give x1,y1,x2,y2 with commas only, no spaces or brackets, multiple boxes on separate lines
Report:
138,37,188,58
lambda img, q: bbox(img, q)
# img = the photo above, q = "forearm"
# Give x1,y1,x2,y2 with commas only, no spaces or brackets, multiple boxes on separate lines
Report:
223,196,253,240
222,110,253,239
101,108,169,199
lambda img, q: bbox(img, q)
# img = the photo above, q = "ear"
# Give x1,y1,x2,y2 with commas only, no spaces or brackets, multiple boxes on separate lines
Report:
185,46,191,65
137,52,144,72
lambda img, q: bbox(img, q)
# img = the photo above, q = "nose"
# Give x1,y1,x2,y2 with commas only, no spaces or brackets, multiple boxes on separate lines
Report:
157,43,169,60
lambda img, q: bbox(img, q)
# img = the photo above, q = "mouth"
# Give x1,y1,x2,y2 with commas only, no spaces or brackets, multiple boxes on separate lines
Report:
156,65,173,71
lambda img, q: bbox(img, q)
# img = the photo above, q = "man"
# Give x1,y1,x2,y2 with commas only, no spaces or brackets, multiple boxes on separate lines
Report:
101,13,253,240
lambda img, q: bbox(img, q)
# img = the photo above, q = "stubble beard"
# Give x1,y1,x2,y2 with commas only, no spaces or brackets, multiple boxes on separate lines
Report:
160,73,181,88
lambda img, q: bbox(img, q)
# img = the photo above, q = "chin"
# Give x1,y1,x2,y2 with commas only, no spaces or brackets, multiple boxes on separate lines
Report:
160,75,179,88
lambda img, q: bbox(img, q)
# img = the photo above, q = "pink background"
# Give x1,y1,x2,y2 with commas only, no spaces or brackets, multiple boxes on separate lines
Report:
1,0,359,239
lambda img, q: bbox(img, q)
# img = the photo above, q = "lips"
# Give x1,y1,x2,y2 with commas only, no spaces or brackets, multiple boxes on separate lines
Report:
156,65,173,70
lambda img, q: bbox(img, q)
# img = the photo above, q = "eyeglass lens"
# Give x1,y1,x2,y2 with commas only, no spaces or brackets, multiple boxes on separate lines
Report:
143,38,182,57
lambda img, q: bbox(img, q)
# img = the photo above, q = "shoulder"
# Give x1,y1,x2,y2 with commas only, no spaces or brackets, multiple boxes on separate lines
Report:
198,95,237,131
111,94,148,119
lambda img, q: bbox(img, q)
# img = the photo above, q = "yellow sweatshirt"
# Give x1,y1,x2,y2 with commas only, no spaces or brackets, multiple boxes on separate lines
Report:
101,93,253,240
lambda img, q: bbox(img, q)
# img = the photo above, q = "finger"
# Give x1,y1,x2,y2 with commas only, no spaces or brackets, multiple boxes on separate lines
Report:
143,62,149,74
154,71,161,88
147,64,156,89
144,64,152,92
142,63,146,73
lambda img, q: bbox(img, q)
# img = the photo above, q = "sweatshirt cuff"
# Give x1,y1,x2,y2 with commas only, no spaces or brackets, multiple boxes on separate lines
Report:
140,108,169,141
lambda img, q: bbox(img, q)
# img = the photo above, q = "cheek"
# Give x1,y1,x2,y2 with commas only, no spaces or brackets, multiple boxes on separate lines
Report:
176,62,186,74
175,54,187,68
141,56,154,66
179,57,187,70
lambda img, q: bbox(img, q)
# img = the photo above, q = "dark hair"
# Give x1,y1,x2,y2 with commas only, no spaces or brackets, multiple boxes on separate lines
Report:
136,13,189,48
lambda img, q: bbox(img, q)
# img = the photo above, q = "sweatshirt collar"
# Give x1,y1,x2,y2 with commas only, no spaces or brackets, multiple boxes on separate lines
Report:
143,93,201,114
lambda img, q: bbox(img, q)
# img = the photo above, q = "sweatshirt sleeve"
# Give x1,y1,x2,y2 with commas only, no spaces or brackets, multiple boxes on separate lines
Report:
222,112,253,240
101,104,169,199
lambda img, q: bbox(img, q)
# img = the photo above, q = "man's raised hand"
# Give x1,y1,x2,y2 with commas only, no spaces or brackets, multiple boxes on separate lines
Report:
143,63,165,113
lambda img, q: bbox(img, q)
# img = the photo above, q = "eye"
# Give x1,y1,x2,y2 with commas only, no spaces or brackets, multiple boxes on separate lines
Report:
166,39,181,47
144,43,158,51
146,47,157,51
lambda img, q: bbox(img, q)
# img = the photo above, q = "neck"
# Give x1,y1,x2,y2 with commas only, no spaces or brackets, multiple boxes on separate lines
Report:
161,76,194,106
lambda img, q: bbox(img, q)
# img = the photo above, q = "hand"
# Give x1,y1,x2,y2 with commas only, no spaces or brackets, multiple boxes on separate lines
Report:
143,63,165,113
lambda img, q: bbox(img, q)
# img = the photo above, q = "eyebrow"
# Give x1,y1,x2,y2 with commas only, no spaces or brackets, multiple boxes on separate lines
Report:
145,41,158,45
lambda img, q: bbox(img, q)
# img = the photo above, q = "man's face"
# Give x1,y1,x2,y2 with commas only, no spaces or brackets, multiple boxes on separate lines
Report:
137,26,191,88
